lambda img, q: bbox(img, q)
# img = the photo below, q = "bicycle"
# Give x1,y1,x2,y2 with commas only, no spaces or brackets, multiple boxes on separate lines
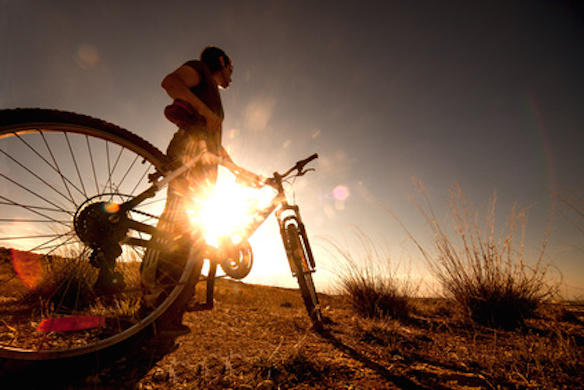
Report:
0,108,322,360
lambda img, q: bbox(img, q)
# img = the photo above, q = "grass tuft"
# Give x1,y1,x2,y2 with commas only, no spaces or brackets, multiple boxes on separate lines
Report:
328,231,414,320
342,271,412,320
407,182,557,329
25,256,97,311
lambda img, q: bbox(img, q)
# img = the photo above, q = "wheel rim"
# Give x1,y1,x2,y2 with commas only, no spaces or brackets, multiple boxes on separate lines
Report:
0,116,180,359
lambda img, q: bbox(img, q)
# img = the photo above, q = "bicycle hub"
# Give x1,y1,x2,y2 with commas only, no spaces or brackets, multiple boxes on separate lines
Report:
74,201,129,249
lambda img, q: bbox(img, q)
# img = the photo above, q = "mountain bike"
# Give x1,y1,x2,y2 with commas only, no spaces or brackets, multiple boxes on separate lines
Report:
212,151,323,328
0,108,322,361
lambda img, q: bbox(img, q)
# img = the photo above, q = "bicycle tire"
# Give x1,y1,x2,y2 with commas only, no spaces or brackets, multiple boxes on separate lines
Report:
0,108,197,360
285,224,323,331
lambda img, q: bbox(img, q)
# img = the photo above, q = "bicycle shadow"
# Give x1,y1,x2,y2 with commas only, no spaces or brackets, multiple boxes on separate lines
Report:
318,328,432,390
0,331,177,389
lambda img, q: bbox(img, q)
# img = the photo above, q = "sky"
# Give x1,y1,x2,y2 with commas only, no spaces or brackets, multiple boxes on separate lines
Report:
1,0,583,298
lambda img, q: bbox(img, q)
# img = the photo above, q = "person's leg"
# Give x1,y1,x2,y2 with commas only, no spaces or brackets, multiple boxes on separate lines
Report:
149,129,207,336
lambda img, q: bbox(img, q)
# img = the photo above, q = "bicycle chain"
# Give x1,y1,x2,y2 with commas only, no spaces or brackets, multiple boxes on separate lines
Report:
130,208,161,221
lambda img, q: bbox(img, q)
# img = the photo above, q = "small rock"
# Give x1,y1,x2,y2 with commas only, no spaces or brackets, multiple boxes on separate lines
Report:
152,367,168,383
219,376,232,387
257,379,275,390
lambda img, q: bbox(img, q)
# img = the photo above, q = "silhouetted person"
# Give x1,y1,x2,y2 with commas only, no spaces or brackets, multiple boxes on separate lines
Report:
142,46,259,336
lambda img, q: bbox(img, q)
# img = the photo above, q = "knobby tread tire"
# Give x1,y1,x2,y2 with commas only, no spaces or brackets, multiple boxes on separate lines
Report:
0,108,199,360
286,224,323,331
0,108,170,168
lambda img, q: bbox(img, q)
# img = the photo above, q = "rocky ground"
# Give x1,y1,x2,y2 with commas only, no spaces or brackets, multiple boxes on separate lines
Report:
1,279,583,389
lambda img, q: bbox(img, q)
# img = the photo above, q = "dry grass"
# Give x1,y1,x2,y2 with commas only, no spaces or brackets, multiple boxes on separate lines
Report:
2,278,583,389
25,256,97,311
327,232,415,320
406,182,557,329
557,187,584,236
4,248,144,329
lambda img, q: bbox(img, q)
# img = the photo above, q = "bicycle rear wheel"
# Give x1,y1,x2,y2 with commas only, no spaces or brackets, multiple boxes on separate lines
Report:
0,109,194,360
285,224,323,331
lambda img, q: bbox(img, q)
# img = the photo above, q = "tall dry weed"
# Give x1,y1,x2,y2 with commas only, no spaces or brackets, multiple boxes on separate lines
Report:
557,188,584,235
406,181,557,329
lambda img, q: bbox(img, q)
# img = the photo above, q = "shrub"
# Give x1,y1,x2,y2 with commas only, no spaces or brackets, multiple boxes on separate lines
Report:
409,182,557,329
341,270,412,320
329,232,414,320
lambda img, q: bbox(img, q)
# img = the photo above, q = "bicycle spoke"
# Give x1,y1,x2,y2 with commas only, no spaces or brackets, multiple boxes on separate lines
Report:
103,145,125,197
139,197,166,209
13,130,86,204
0,197,72,215
29,230,78,253
65,132,88,197
0,173,72,216
129,164,153,196
0,149,75,206
38,130,79,207
105,140,112,194
34,236,81,254
0,234,65,241
0,219,69,224
0,109,176,359
85,135,99,194
111,153,140,196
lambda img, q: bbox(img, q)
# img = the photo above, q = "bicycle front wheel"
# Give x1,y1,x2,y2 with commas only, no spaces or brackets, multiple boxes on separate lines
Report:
0,109,191,360
285,224,323,331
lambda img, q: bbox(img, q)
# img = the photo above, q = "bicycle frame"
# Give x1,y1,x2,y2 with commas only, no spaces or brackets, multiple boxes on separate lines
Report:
213,168,318,275
118,142,319,313
121,141,313,268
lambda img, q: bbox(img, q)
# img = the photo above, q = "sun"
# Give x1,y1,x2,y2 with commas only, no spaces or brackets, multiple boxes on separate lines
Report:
186,175,271,248
184,170,297,284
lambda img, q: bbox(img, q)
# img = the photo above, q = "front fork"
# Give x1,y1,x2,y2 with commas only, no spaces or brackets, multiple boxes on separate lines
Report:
277,205,316,275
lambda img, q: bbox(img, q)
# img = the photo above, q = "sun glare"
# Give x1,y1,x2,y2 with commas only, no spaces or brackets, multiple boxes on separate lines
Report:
187,177,273,248
183,171,303,285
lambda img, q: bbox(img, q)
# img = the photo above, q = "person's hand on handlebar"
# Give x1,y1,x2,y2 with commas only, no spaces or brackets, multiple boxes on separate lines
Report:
235,169,266,188
215,145,265,188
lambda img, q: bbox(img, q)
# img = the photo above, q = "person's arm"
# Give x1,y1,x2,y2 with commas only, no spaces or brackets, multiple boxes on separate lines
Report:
218,146,264,187
161,65,222,133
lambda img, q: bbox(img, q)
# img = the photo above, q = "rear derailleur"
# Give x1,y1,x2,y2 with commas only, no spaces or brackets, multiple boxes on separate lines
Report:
74,200,129,296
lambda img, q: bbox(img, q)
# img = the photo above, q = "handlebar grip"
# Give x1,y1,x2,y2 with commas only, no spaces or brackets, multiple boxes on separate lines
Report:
297,153,318,171
305,153,318,163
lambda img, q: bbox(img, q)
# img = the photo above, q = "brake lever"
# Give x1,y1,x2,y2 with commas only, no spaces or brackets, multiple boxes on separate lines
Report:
297,168,316,177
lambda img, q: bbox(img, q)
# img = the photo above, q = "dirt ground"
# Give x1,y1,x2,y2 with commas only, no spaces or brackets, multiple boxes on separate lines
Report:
1,279,583,390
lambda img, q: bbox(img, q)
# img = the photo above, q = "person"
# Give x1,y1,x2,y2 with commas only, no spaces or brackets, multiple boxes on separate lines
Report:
141,46,260,336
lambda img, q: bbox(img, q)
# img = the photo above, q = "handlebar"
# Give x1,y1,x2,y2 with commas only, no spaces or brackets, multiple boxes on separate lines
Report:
280,153,318,179
191,139,317,188
262,153,318,189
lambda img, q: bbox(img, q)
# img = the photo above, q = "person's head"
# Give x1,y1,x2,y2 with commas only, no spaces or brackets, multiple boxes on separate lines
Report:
200,46,232,88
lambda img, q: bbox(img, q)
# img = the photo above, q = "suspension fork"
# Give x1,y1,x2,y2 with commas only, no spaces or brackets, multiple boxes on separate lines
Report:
277,204,316,271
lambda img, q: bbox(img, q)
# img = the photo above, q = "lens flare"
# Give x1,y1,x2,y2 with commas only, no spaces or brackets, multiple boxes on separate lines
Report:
11,249,44,290
102,202,120,214
187,179,272,247
332,185,350,201
75,43,100,70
